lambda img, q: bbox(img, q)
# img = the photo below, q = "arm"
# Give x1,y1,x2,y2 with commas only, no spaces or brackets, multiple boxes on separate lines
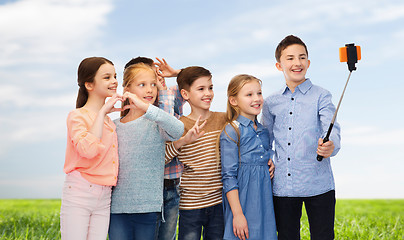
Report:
89,94,124,138
68,94,123,159
318,91,341,158
220,125,249,240
158,87,176,116
144,105,184,141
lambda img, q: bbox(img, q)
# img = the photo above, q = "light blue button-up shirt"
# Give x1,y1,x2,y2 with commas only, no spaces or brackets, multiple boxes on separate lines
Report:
261,79,341,197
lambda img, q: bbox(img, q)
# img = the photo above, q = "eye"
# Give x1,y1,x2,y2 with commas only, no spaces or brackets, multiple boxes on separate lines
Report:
139,83,145,87
198,87,204,91
152,83,157,87
258,91,262,95
247,93,252,96
209,86,213,90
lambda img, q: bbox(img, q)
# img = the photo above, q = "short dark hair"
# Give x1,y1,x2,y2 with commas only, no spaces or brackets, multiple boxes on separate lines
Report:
124,56,154,69
176,66,212,91
275,35,308,62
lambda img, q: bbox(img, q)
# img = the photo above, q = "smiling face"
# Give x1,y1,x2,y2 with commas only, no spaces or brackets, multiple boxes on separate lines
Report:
86,63,117,98
181,76,214,111
230,80,263,121
125,69,158,104
276,44,310,90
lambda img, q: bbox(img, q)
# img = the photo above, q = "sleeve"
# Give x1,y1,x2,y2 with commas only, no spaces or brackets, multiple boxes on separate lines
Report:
67,111,105,159
220,124,240,194
173,85,186,118
165,141,180,163
144,104,184,141
261,98,275,152
158,88,175,116
318,90,341,157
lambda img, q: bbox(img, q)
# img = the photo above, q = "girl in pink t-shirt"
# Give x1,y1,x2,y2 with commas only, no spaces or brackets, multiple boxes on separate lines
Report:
60,57,124,240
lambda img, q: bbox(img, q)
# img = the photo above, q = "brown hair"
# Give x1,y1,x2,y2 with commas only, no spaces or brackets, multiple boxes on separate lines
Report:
121,63,157,117
176,66,211,91
76,57,114,108
124,56,154,69
275,35,308,62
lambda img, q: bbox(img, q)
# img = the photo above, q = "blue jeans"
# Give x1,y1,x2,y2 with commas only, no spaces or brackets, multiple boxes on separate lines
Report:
155,183,180,240
109,212,160,240
178,204,224,240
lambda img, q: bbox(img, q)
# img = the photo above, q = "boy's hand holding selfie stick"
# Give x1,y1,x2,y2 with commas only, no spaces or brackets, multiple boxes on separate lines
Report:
317,43,361,161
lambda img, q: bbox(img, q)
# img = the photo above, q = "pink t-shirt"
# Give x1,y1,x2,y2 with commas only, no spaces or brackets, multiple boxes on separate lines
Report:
64,108,119,186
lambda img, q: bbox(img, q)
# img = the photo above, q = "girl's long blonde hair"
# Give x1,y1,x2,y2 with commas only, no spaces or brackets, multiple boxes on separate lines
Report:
121,63,157,117
216,74,262,167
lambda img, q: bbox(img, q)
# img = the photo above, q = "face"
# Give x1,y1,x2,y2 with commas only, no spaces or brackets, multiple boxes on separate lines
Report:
125,70,158,104
276,44,310,87
87,63,117,98
181,76,214,111
230,81,263,121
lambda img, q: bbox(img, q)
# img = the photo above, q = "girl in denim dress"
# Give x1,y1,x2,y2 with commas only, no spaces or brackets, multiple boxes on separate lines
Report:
220,74,277,240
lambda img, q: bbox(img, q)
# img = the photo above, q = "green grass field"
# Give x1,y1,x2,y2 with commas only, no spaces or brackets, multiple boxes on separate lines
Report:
0,199,403,239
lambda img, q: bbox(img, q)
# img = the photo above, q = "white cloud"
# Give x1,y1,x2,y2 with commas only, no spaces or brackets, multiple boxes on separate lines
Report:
0,0,114,66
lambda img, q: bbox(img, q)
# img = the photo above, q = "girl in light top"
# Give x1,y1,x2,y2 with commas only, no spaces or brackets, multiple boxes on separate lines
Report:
60,57,124,240
220,74,277,240
108,63,184,240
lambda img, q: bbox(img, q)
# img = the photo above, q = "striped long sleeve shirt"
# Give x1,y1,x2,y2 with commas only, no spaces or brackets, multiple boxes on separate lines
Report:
165,112,226,210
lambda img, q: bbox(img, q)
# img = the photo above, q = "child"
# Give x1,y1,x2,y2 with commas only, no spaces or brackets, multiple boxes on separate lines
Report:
165,66,227,240
125,56,185,240
108,63,184,240
60,57,123,240
261,35,341,240
220,74,277,240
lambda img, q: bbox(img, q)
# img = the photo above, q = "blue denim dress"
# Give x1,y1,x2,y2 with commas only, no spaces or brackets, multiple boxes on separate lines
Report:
220,115,277,240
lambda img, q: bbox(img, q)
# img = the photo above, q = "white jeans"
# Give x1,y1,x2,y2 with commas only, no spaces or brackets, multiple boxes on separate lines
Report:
60,171,112,240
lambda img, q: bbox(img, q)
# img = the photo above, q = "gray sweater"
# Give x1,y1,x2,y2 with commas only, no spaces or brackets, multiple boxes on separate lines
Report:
110,105,184,213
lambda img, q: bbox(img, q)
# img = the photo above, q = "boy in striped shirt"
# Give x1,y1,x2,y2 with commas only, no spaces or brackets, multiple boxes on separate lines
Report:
165,66,226,240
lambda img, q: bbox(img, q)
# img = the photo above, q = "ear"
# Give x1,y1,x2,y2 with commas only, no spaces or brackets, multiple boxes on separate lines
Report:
85,82,94,91
275,62,283,72
229,96,238,106
307,59,311,69
180,89,189,100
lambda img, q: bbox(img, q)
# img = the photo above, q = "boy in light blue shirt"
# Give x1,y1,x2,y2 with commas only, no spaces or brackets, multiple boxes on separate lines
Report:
261,35,341,240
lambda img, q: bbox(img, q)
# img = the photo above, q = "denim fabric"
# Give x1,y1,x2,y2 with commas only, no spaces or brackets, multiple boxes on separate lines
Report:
178,204,224,240
108,212,160,240
155,184,180,240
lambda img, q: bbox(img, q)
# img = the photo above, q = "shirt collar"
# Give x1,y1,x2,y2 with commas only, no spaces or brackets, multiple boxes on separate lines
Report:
282,78,313,95
237,115,263,130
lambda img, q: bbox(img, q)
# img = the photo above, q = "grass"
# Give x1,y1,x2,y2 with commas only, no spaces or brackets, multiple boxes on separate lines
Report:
0,199,403,239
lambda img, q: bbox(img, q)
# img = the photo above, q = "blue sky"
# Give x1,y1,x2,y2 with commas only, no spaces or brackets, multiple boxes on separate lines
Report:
0,0,403,199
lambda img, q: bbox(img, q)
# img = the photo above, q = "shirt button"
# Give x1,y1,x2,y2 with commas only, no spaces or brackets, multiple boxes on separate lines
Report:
110,129,114,132
291,98,294,101
288,143,291,146
113,161,116,164
289,112,293,115
288,158,291,161
261,156,263,158
289,127,292,130
260,145,263,147
256,135,259,137
112,145,115,148
288,173,291,176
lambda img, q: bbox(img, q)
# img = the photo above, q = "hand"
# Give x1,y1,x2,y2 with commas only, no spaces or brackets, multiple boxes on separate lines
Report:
156,75,167,90
268,159,275,179
233,214,249,240
123,92,149,112
102,94,124,114
317,138,335,159
174,115,207,149
155,57,180,78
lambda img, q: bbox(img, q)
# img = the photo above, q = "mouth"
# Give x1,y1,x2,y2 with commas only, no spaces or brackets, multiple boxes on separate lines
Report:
291,68,303,73
202,98,212,103
144,96,155,101
251,103,261,109
108,86,117,91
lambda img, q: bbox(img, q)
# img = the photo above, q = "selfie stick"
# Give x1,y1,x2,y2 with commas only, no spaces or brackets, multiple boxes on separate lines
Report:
317,43,361,161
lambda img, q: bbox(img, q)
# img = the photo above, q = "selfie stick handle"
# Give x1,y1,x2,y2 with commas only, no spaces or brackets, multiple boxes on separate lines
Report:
317,71,351,161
